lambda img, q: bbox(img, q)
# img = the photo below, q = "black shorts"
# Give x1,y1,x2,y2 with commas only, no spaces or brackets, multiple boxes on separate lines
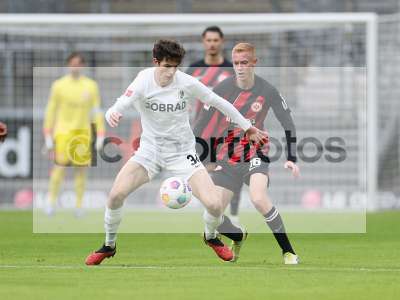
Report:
211,157,270,194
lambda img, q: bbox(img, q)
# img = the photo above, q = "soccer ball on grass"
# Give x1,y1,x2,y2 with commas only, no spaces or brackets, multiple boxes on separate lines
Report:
159,177,192,209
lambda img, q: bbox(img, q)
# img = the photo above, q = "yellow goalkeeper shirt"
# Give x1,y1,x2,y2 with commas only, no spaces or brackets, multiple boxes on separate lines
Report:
43,74,105,137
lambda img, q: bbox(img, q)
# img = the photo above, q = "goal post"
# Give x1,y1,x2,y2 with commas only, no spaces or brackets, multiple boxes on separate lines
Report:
365,14,378,211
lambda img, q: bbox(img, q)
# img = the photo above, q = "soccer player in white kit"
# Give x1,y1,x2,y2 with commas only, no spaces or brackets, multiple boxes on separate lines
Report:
85,40,267,265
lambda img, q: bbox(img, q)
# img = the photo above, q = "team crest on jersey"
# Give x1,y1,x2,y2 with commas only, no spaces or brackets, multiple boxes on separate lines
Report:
251,101,263,112
179,90,185,100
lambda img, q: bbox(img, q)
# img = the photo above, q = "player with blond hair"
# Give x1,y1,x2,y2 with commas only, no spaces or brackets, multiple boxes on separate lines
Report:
195,42,300,264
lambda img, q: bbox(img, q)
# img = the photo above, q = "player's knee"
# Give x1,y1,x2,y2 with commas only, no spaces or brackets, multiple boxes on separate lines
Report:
251,195,266,211
205,199,223,216
52,165,65,172
51,165,65,178
108,190,126,208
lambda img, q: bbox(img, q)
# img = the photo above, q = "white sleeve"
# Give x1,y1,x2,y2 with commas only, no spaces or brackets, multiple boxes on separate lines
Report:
105,72,144,121
189,78,252,131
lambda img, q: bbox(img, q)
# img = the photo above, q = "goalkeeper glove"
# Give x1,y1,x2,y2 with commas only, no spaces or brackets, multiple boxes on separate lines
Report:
44,134,54,151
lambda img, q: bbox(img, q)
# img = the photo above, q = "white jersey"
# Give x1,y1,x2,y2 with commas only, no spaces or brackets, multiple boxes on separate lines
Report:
106,68,251,154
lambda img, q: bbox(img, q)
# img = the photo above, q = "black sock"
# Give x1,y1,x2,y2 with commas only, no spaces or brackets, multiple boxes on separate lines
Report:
230,191,241,216
217,215,243,242
264,206,295,254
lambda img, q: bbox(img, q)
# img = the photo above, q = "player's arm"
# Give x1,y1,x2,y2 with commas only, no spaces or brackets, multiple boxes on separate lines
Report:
105,72,144,128
91,82,106,149
270,90,299,177
42,81,59,150
189,78,267,146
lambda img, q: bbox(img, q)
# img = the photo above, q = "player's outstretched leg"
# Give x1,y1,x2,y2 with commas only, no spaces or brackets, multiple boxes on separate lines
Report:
85,161,149,266
249,173,299,265
264,206,298,264
189,169,234,262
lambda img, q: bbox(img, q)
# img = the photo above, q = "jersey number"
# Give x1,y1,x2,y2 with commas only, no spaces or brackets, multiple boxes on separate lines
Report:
187,154,201,166
249,158,261,171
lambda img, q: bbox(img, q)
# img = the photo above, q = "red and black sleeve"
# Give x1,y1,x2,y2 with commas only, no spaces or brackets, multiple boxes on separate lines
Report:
269,88,297,163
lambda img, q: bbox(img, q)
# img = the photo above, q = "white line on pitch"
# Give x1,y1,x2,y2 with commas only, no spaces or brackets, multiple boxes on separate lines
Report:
0,265,399,272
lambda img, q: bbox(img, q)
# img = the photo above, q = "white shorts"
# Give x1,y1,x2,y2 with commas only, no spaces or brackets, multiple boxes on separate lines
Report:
129,143,205,181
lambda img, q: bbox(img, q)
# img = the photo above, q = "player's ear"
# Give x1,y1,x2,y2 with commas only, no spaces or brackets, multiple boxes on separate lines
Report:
152,58,160,66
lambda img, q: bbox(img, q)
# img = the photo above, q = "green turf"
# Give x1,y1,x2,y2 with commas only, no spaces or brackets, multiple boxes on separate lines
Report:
33,209,366,233
1,211,399,300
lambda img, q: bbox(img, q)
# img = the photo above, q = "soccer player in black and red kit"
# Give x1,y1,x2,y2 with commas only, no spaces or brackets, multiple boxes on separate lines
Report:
195,43,300,264
187,26,233,121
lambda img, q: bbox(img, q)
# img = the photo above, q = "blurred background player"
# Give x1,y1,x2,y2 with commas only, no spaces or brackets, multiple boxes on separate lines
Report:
197,43,300,264
43,52,105,217
187,26,234,123
0,122,7,143
188,26,242,225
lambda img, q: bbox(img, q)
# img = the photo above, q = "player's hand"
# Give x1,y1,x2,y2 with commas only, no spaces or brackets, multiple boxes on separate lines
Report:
44,134,54,151
284,160,300,178
106,110,122,128
0,122,7,143
245,126,269,147
41,134,54,158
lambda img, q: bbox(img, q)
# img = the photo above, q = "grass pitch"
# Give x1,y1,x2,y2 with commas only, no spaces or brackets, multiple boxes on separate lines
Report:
0,211,399,299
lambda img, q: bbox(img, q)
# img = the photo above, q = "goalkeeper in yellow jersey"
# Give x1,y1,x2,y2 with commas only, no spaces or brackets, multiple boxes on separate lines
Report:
43,52,105,217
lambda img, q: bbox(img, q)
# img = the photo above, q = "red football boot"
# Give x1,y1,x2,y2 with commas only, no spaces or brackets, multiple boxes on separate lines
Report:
203,234,234,261
85,244,116,265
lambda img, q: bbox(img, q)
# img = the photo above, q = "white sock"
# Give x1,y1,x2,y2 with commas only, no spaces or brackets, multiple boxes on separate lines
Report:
104,206,123,248
203,210,223,240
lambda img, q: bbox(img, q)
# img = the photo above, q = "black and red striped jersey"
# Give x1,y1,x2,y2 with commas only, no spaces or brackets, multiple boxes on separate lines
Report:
186,59,234,121
187,59,233,87
194,75,297,165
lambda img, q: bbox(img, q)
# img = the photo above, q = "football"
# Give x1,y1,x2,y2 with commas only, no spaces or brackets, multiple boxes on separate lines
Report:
159,177,192,209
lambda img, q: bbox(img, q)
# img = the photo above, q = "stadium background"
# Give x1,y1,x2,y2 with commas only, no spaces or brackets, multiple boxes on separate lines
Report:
0,0,399,216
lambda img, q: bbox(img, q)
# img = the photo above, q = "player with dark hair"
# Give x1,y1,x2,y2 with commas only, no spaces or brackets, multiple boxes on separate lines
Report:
187,26,234,120
85,39,268,265
196,42,300,264
66,52,86,65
